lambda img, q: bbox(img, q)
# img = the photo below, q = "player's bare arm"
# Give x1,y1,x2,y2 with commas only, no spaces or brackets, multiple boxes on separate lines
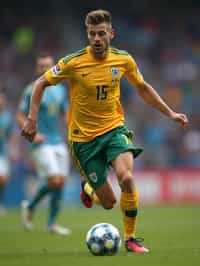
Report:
21,75,50,142
135,81,188,128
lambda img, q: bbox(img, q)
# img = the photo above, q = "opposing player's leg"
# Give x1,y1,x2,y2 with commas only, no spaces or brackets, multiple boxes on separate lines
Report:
21,199,34,230
21,145,53,230
21,144,71,235
47,181,71,236
21,181,52,230
46,144,71,235
112,151,149,253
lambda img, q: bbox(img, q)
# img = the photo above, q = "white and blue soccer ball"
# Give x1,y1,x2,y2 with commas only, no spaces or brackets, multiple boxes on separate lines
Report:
86,223,121,256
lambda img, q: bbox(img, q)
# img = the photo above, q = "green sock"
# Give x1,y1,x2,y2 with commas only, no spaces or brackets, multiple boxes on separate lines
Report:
29,183,51,211
48,188,62,226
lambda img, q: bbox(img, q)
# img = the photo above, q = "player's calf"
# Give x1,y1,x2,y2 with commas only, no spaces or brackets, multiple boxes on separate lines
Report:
94,181,116,209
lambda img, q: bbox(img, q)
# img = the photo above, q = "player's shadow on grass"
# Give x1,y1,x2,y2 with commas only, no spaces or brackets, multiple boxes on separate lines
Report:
0,250,127,258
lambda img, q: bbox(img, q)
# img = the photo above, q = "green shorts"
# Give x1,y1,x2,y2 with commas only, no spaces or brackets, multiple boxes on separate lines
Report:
70,126,143,190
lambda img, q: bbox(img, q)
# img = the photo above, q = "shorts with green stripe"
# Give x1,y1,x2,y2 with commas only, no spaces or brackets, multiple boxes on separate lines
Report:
70,126,143,190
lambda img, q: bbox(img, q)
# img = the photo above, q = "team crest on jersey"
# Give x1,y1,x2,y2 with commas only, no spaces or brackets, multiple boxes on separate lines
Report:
111,67,119,78
52,64,62,76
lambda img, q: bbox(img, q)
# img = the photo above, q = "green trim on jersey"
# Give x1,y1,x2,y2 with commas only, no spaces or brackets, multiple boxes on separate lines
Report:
62,48,87,64
111,47,129,56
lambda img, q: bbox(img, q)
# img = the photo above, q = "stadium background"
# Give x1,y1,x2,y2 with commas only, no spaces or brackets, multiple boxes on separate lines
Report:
0,0,200,206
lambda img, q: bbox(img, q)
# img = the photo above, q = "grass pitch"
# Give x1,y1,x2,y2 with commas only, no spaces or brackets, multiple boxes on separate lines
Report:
0,205,199,266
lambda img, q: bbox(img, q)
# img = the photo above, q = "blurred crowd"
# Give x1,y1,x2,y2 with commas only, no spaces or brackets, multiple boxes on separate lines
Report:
0,1,200,170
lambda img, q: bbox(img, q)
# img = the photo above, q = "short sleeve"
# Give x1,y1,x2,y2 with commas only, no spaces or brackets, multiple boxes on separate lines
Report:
124,55,144,87
18,88,31,114
45,57,73,85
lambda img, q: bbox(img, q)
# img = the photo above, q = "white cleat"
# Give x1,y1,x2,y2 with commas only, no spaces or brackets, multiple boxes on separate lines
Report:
21,200,34,231
48,224,71,236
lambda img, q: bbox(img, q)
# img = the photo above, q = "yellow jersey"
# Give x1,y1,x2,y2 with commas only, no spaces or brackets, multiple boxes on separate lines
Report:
45,46,144,142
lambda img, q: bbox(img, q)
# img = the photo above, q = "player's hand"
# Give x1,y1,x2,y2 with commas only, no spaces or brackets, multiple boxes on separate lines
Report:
33,133,45,144
170,112,188,128
21,117,37,142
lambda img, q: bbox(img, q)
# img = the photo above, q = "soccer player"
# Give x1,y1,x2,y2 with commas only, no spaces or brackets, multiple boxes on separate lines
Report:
20,10,188,251
16,52,71,235
0,88,13,214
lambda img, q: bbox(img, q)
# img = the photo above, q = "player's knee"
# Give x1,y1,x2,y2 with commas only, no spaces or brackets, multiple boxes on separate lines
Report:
120,171,134,192
101,198,117,210
0,177,7,187
48,176,65,189
58,177,65,187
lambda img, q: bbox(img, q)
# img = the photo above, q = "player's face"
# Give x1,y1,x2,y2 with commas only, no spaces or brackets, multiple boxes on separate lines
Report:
87,23,114,58
35,56,54,76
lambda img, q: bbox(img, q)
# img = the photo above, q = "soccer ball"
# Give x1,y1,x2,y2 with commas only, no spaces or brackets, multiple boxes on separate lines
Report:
86,223,121,256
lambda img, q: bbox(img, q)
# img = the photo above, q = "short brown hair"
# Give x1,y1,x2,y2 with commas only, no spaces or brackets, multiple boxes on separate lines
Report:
85,9,112,27
37,51,53,59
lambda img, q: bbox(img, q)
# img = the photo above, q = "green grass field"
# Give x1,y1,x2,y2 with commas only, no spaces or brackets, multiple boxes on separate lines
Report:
0,205,199,266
